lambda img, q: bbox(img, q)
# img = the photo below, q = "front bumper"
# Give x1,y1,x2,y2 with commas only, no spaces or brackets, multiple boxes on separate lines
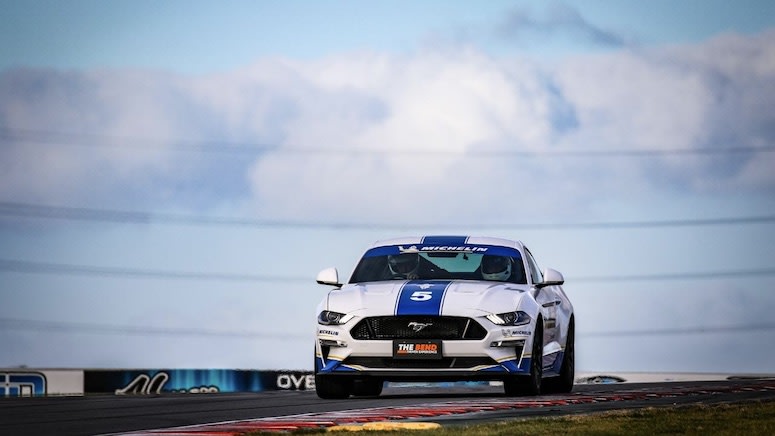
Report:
315,317,538,379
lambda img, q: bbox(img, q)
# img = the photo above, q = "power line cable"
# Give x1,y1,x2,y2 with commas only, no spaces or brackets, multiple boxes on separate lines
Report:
1,259,773,283
0,201,327,228
0,317,308,339
2,201,774,230
585,323,775,337
0,128,274,155
2,127,773,157
573,269,775,282
1,316,771,339
0,259,306,282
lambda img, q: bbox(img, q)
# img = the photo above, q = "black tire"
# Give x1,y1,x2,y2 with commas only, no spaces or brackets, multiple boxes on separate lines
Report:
504,319,543,396
351,378,383,397
314,374,352,399
543,317,575,394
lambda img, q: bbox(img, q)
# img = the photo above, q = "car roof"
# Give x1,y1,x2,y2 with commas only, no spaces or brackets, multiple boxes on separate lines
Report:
368,236,525,251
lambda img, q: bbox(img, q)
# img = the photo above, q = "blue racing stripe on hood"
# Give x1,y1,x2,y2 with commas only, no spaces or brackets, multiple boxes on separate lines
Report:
394,280,452,316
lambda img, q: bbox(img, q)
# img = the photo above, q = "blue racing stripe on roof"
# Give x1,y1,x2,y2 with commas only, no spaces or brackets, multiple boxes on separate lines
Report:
421,236,469,245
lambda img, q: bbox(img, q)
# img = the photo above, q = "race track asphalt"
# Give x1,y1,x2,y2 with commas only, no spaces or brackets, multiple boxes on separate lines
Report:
1,378,773,436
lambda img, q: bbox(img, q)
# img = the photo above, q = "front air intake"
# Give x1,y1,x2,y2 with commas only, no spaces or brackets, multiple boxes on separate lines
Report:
350,316,487,340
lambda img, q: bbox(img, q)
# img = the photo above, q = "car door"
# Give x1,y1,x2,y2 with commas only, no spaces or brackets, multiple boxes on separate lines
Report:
524,248,560,365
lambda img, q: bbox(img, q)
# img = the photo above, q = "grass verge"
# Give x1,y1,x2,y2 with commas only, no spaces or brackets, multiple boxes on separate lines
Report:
266,400,775,435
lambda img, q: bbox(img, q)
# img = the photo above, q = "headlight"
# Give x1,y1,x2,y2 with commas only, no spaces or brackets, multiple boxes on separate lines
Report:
486,311,531,326
318,310,353,325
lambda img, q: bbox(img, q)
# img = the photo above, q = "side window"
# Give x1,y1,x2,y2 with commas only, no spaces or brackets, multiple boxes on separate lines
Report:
511,256,528,284
524,248,543,285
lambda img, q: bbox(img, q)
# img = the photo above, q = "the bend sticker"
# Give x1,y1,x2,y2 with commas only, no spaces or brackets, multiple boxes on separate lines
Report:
394,281,452,316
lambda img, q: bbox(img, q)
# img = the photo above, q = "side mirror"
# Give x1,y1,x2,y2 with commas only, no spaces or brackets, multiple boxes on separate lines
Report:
538,268,565,288
316,267,342,287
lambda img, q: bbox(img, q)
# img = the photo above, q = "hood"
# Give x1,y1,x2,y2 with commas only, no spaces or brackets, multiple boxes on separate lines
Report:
326,279,528,318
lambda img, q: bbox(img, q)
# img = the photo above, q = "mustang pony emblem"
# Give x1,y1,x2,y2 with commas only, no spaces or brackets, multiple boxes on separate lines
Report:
408,321,433,332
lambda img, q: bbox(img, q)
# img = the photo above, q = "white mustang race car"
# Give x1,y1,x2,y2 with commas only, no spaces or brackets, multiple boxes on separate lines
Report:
314,236,574,398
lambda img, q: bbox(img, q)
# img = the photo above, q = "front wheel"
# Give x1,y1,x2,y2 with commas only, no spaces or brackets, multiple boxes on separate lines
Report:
504,319,543,396
543,317,575,394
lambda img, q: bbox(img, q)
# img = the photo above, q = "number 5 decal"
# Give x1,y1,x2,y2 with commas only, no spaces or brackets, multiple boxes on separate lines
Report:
410,291,433,301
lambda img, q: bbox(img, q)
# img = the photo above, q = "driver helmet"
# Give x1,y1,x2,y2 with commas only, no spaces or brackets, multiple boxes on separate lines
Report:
388,253,419,277
481,255,512,281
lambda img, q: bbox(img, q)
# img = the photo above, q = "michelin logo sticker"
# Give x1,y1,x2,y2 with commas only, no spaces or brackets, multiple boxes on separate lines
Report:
399,244,489,253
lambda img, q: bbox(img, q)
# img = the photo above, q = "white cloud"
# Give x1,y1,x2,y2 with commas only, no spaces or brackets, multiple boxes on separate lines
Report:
1,31,773,216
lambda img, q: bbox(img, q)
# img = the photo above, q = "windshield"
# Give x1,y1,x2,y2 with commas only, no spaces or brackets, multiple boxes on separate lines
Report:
349,246,527,284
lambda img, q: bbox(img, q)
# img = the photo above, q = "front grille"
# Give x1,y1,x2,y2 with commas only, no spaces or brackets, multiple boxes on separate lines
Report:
350,316,487,340
343,356,497,369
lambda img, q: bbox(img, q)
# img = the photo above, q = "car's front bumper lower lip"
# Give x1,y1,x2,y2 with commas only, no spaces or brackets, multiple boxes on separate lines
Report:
313,369,532,382
315,355,533,377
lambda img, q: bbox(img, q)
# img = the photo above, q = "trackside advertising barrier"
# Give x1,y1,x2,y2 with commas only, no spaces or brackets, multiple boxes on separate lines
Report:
85,369,314,394
1,370,84,397
1,369,313,397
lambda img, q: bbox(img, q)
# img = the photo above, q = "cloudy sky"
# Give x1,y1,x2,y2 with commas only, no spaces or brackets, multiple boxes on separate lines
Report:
1,0,774,375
